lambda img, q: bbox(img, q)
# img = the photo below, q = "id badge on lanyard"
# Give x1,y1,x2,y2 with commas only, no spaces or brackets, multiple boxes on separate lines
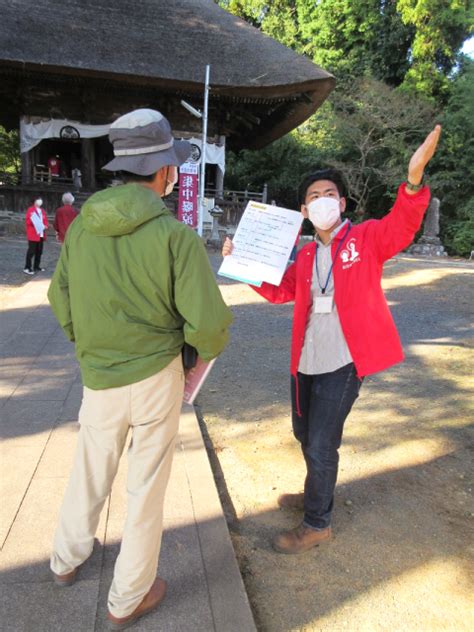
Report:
314,295,333,313
313,222,351,314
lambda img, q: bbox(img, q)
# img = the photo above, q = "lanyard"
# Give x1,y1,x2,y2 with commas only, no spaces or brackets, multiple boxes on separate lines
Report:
315,222,351,295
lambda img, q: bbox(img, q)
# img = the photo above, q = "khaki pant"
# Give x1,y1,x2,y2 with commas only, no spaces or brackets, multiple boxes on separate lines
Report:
51,355,184,618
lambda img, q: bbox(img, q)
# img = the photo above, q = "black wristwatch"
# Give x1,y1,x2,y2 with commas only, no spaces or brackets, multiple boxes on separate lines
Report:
406,179,424,192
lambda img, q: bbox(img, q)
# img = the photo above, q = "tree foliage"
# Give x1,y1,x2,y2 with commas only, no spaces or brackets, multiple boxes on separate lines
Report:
430,56,474,255
218,1,472,93
397,0,473,99
226,78,434,216
297,0,414,85
321,78,435,217
0,127,21,176
225,133,322,209
217,0,473,255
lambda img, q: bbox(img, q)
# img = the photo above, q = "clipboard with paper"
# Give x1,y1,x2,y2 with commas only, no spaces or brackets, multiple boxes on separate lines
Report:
218,201,302,287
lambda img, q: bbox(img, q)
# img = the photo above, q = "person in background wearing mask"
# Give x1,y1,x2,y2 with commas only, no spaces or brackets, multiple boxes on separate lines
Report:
222,125,441,554
54,192,79,243
24,197,49,275
48,109,232,629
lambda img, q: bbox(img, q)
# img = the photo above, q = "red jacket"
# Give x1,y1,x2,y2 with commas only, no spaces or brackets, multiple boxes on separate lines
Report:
25,206,49,242
252,184,431,380
53,205,78,242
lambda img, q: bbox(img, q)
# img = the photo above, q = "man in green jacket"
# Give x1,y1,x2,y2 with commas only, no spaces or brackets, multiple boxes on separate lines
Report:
48,109,233,629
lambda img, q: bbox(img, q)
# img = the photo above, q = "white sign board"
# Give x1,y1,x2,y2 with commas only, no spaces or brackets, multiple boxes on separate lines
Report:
218,201,302,286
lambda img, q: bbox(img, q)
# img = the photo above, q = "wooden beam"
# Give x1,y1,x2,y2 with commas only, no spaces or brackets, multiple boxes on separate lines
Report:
81,138,95,189
21,150,32,185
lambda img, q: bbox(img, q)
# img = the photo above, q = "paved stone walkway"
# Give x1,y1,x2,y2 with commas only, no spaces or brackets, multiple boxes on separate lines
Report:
0,276,256,632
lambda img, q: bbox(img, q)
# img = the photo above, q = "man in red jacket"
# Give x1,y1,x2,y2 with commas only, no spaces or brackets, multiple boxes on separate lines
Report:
53,192,79,243
223,125,441,554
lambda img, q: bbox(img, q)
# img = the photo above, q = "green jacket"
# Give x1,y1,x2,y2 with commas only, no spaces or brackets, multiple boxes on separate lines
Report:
48,184,233,389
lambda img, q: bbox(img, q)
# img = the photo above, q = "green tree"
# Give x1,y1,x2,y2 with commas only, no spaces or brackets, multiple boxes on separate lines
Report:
217,1,416,84
218,0,301,49
217,0,472,94
398,0,473,99
226,78,435,219
217,0,473,254
0,126,21,178
320,77,435,217
430,56,474,255
225,133,322,208
297,0,414,84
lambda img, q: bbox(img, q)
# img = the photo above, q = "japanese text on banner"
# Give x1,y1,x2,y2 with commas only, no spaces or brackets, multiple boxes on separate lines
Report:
178,162,199,228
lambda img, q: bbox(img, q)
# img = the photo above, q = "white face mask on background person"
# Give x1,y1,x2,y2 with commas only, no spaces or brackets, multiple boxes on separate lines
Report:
34,198,43,208
164,167,178,196
307,197,341,230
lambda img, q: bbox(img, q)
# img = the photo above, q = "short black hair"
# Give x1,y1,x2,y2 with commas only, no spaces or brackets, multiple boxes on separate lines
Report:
118,171,156,183
297,168,347,206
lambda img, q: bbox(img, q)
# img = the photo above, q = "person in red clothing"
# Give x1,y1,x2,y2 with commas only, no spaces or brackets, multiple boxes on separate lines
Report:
54,192,79,243
24,197,49,275
48,155,61,177
222,125,441,554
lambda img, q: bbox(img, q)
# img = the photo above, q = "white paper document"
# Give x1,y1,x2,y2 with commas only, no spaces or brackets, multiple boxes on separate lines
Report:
218,201,302,286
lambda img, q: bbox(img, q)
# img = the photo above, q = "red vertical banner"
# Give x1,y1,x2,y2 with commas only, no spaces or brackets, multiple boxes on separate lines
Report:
178,162,199,228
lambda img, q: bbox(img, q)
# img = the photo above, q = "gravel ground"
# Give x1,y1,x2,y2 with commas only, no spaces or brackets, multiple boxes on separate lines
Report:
199,252,474,632
2,234,472,631
0,234,62,303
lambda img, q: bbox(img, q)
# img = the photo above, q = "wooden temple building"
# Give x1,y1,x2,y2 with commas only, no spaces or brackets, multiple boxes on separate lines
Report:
0,0,334,217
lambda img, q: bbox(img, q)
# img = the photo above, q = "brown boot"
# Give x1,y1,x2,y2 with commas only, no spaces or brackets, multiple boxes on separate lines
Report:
277,492,304,510
107,577,167,630
52,567,78,587
273,523,332,554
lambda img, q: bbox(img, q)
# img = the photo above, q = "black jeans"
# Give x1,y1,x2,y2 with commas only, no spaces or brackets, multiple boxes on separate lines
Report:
291,363,363,530
25,239,44,271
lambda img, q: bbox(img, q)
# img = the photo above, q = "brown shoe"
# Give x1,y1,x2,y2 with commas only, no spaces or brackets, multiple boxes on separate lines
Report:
277,492,304,510
273,523,332,554
52,568,78,587
107,577,167,630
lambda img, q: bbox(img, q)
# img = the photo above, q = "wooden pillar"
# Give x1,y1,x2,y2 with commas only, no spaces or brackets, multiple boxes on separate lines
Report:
20,115,32,185
215,135,226,198
81,138,96,190
21,150,32,185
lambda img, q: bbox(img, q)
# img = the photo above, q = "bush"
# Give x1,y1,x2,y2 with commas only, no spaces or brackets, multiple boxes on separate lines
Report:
442,198,474,257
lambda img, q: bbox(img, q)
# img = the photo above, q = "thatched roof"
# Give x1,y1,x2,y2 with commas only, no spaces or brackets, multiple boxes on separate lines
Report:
0,0,334,148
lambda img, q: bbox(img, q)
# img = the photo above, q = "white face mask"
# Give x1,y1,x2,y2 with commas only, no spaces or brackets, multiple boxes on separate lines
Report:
307,197,340,230
35,199,43,208
164,167,178,196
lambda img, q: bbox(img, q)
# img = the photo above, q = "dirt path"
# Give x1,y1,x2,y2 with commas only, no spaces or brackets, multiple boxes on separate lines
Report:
0,235,62,303
199,254,473,631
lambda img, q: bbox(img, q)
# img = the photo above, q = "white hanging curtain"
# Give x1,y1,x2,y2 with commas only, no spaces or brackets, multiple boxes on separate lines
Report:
20,117,111,153
186,137,225,174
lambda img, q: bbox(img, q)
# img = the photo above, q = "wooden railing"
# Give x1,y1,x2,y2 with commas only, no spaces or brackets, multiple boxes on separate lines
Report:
204,186,268,226
33,166,75,186
205,187,267,203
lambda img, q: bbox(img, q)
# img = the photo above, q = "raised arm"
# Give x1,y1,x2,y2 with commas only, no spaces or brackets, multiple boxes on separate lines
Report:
405,125,442,195
369,125,442,262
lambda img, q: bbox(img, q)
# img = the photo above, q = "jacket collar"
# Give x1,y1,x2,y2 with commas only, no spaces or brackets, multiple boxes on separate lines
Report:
315,219,350,247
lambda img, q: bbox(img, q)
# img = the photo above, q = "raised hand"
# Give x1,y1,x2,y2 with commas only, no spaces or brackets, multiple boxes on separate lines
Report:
408,124,442,186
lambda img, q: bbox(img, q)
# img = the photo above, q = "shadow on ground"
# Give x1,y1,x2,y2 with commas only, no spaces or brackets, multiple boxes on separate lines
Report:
199,255,473,630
